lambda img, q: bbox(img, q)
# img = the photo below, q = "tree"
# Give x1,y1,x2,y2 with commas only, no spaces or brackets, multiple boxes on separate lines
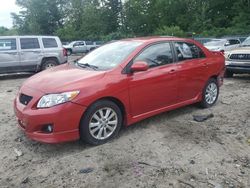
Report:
10,0,250,39
12,0,69,35
0,26,18,35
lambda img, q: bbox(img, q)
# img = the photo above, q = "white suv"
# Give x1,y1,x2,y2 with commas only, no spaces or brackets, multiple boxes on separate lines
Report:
0,36,67,74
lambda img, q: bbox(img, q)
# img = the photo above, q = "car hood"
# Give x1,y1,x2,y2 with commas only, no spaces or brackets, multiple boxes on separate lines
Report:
22,63,106,93
227,46,250,54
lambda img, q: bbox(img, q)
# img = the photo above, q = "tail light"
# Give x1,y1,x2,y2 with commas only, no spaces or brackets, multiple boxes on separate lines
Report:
63,48,67,56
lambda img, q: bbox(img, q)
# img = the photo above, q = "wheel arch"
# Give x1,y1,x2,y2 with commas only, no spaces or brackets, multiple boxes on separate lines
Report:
81,96,127,127
37,57,59,71
209,75,218,81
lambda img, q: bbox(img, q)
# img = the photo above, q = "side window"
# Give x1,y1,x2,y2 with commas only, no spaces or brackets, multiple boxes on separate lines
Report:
20,38,40,49
229,39,240,45
85,41,93,45
0,39,16,51
79,42,85,46
134,43,174,68
73,42,79,46
175,42,205,61
42,38,58,48
74,42,84,46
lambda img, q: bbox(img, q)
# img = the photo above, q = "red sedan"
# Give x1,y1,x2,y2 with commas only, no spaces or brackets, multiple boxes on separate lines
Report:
14,37,225,145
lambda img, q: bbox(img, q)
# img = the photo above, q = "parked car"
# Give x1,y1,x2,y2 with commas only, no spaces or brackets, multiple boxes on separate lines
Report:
194,37,213,45
0,36,67,74
204,38,241,53
63,41,100,55
224,36,250,77
14,37,225,145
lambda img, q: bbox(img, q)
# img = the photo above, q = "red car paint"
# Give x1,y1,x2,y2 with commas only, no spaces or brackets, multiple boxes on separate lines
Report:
14,37,225,143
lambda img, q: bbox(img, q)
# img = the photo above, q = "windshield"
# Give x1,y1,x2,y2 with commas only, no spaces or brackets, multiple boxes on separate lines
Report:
242,37,250,46
204,40,226,47
77,41,143,70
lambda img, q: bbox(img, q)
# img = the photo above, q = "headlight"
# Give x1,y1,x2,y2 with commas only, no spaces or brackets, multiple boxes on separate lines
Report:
225,53,231,60
37,91,80,108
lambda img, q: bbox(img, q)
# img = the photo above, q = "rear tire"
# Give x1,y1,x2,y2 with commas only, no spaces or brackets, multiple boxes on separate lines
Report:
41,59,58,71
80,100,122,145
200,78,219,108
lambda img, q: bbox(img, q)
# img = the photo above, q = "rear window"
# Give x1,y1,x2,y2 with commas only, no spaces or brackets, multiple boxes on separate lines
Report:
0,39,16,51
20,38,40,49
175,42,206,61
42,38,58,48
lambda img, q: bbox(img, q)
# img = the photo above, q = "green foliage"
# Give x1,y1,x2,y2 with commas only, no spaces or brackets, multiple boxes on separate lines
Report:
7,0,250,40
0,26,18,36
101,31,135,42
154,26,186,37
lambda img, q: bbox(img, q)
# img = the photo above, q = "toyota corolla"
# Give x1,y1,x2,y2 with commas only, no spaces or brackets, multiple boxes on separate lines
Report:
14,37,225,145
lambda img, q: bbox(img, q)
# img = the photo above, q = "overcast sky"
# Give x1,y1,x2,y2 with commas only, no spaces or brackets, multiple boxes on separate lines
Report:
0,0,21,28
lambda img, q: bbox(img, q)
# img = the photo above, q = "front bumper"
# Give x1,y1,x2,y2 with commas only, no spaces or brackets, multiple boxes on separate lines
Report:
226,66,250,74
226,61,250,74
14,86,86,144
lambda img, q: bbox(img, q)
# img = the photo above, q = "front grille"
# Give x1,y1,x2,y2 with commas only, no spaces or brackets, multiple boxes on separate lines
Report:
230,54,250,60
19,93,33,105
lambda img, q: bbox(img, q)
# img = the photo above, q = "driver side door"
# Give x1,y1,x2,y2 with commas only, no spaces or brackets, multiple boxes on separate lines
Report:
128,42,179,117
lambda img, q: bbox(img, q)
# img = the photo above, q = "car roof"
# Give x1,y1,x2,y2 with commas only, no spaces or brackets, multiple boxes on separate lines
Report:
122,36,193,43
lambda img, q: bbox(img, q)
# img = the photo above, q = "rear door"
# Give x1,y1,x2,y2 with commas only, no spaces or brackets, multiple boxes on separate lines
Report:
0,37,20,73
174,41,208,102
128,42,179,117
19,37,42,71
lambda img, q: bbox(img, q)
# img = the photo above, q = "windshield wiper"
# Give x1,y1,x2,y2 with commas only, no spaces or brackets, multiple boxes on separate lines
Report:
242,45,250,47
75,61,99,70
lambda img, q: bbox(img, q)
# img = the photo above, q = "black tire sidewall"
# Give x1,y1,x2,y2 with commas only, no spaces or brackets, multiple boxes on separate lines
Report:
200,78,219,108
80,100,122,145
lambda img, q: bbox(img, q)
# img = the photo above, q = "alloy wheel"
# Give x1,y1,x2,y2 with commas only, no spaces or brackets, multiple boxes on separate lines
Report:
89,107,118,140
205,82,218,104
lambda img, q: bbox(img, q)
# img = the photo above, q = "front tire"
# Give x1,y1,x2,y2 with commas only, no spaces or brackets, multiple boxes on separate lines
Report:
80,100,122,145
200,78,219,108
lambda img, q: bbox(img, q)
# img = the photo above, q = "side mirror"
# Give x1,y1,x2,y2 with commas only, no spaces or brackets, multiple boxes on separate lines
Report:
131,61,149,73
224,42,230,46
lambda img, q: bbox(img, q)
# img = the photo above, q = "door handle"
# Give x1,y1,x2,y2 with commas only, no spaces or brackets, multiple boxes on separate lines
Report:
169,69,176,73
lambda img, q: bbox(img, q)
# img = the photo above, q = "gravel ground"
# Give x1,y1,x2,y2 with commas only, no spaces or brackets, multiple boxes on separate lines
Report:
0,69,249,188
